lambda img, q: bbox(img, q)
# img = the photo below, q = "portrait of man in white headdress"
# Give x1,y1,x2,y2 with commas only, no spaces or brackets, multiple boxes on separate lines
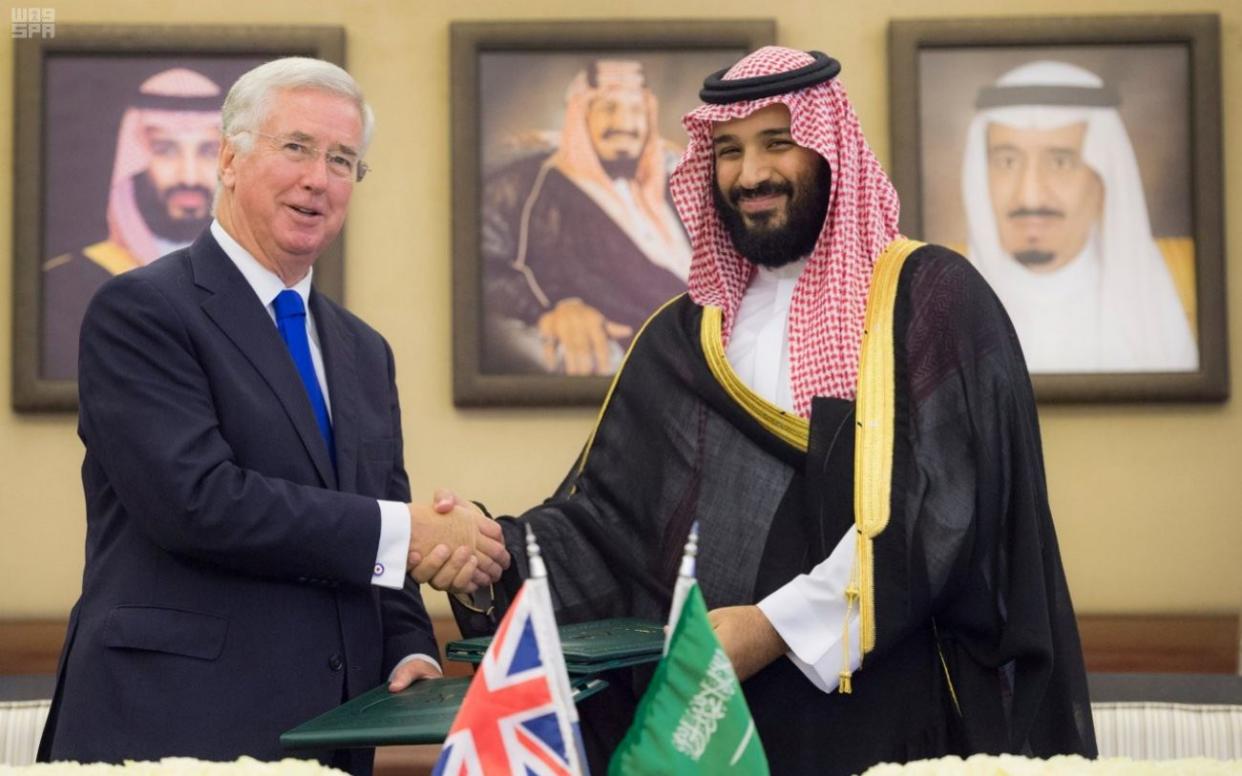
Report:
915,48,1198,376
39,59,261,382
477,51,741,378
962,60,1197,374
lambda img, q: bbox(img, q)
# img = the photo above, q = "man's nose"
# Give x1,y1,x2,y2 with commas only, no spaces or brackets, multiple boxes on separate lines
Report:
613,111,640,132
737,151,773,190
178,148,211,186
299,153,330,191
1016,158,1047,207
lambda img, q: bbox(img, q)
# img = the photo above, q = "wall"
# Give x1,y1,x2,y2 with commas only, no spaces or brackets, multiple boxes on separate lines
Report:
1,0,1239,620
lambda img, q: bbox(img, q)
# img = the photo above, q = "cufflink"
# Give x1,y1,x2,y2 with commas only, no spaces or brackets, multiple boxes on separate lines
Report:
373,563,385,577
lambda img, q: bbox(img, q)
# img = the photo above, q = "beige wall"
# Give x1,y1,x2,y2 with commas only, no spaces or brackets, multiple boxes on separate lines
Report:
1,0,1239,621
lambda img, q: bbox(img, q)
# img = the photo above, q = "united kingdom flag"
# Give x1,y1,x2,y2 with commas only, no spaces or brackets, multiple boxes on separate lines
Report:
433,530,589,776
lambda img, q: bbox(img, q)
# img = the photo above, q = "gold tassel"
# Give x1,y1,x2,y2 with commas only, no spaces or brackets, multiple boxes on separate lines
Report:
840,573,860,695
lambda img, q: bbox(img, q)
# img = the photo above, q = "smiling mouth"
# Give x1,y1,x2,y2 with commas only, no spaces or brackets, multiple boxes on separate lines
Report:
170,191,207,208
288,204,322,218
739,194,785,214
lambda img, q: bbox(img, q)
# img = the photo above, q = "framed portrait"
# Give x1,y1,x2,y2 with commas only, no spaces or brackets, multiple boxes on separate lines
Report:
451,19,775,407
889,15,1226,402
11,24,346,412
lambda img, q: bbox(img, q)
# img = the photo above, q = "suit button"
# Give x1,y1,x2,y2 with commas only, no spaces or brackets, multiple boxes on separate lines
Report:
328,654,344,671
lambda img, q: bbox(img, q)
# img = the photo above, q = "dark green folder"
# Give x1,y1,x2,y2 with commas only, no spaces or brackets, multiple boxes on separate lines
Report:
281,674,608,749
446,617,664,675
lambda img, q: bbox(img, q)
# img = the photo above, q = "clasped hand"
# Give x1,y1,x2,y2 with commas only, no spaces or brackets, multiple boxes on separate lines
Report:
407,489,509,594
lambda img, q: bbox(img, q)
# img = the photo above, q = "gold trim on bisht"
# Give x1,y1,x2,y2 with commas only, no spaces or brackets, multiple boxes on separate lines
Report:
1155,236,1196,336
82,240,141,276
574,294,687,485
840,236,924,694
700,305,810,452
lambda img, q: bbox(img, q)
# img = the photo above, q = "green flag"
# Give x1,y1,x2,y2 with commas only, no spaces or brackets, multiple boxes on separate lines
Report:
608,583,769,775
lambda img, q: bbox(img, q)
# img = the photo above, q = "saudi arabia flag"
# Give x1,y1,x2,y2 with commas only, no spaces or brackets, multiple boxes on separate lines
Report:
608,581,769,775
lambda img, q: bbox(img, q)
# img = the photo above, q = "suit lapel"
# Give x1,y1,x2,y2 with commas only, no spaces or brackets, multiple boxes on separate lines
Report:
312,292,361,494
190,232,339,490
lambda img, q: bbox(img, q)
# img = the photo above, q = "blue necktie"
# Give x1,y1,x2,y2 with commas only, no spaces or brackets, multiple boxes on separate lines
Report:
273,290,335,469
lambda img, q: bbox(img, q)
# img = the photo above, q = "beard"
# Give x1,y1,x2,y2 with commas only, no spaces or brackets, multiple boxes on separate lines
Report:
132,171,213,243
599,154,641,180
1013,249,1057,267
713,157,831,269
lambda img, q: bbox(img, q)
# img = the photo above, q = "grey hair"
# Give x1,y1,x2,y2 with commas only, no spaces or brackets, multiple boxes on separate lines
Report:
221,57,375,156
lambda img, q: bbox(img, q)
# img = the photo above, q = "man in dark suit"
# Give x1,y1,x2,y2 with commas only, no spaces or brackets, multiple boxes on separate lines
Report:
38,58,508,774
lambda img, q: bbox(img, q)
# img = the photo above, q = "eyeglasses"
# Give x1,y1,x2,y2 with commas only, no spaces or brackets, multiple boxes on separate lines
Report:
247,131,370,182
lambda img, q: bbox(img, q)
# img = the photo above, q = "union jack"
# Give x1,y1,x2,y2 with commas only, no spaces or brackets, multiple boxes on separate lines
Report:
433,530,588,776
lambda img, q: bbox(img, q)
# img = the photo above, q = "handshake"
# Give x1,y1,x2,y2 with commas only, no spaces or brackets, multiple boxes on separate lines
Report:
406,489,510,595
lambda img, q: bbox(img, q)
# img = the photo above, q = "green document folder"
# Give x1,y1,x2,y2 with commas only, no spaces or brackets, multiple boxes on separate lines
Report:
446,617,665,675
281,674,609,749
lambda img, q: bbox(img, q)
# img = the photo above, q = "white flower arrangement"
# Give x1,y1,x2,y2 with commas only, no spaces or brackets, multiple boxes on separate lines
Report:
862,754,1242,776
0,758,346,775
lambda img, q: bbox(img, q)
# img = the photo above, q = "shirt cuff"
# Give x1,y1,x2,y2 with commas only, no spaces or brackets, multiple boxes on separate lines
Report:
756,527,861,694
372,499,411,590
388,653,443,681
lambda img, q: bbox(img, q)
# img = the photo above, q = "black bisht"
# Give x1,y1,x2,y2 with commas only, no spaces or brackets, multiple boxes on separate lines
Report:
454,243,1097,772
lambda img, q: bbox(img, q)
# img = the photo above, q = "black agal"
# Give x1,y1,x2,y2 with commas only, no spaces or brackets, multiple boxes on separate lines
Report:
699,50,841,104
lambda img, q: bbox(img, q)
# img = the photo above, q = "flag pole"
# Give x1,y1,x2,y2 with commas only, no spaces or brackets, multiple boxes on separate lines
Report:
666,521,699,655
525,523,547,579
524,523,591,775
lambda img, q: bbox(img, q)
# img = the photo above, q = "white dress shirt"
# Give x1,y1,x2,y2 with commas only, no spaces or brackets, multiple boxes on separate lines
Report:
724,258,861,694
210,222,436,676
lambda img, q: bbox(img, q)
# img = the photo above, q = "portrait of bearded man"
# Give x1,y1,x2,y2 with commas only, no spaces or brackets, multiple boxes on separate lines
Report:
40,65,228,381
476,53,731,379
897,42,1204,383
960,60,1197,374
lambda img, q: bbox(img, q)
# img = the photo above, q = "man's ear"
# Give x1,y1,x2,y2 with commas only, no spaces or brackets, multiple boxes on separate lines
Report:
218,137,238,189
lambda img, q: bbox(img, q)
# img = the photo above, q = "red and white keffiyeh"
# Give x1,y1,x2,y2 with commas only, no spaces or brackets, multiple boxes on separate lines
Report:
669,46,901,416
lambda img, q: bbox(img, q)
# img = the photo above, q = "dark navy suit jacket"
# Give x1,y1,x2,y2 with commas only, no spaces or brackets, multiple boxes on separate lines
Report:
38,231,436,774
